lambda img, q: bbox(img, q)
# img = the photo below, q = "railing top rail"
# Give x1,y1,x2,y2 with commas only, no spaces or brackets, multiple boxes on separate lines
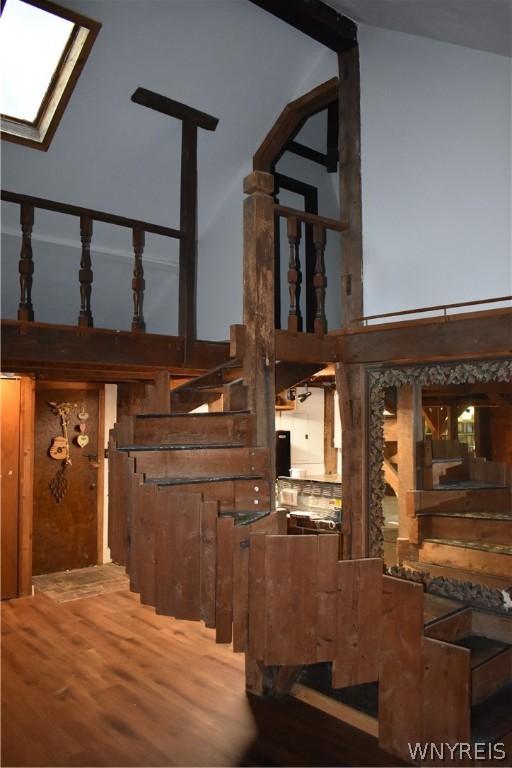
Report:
352,295,512,325
274,203,347,233
1,190,184,240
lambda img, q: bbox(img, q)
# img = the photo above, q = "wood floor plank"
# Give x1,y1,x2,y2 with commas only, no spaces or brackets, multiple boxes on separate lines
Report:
2,578,407,767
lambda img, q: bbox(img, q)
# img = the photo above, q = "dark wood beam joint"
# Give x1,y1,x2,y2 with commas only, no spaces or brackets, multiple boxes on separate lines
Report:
249,0,357,53
286,140,328,167
131,88,219,131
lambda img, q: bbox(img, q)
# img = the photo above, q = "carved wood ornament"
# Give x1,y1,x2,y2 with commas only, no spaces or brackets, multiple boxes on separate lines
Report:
367,358,512,608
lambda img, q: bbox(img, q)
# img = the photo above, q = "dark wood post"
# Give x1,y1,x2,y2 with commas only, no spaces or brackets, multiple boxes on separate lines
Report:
339,46,363,326
130,88,219,343
179,121,198,341
18,202,35,322
78,215,94,327
286,217,303,333
335,362,364,558
243,171,275,480
313,224,327,335
131,227,146,332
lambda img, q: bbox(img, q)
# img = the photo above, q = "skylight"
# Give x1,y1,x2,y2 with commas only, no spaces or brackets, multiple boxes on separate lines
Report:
0,0,100,150
0,0,74,122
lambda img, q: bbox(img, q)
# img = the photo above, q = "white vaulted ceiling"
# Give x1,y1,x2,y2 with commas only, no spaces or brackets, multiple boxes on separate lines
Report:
326,0,512,57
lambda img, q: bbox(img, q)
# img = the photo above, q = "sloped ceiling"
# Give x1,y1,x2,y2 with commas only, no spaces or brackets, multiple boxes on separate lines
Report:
325,0,512,57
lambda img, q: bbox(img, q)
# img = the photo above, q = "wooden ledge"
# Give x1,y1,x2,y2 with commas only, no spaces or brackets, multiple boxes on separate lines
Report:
1,320,230,381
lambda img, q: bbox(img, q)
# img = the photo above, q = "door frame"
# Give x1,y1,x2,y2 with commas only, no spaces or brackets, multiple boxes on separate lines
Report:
32,381,106,575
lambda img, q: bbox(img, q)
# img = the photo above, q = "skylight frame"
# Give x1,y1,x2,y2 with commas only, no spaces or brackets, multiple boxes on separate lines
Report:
0,0,101,151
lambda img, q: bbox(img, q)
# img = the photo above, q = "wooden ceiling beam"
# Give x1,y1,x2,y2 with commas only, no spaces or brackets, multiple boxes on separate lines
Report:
249,0,357,53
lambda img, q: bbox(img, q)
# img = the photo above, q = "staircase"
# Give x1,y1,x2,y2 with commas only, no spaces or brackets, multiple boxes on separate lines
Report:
107,358,512,765
409,452,512,585
109,361,284,647
423,602,512,753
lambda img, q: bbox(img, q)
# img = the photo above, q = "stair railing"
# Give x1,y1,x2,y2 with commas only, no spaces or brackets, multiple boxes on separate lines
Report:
1,189,183,333
274,203,347,336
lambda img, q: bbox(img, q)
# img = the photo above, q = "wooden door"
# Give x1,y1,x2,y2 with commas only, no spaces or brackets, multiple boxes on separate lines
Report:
33,385,100,575
1,379,21,599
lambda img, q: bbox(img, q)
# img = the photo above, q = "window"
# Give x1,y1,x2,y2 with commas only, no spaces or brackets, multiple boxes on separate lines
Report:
0,0,100,150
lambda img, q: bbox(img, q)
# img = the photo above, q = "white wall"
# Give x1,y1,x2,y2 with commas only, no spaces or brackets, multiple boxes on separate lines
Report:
1,0,337,338
276,388,325,476
2,7,510,333
358,25,512,317
275,139,342,330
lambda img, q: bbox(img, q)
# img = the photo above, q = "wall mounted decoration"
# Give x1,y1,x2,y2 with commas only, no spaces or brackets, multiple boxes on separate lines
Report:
48,401,75,502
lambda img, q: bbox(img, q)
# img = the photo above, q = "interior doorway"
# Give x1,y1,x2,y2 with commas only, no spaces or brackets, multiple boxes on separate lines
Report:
32,382,104,575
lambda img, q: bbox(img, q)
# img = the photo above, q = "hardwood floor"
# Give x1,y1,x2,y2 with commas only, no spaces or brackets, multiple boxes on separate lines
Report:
1,587,403,767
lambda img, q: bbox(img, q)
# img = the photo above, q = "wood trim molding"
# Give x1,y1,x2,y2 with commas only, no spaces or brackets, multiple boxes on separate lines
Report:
1,0,101,151
367,358,512,567
253,78,339,172
18,376,35,597
96,385,106,564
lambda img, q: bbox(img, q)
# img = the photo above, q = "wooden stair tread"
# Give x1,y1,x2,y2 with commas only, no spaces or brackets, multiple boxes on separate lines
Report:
118,442,245,452
417,510,512,520
220,510,272,525
423,593,464,626
422,538,512,556
147,473,265,486
403,559,512,591
453,634,510,670
136,410,250,419
472,683,512,744
436,480,507,490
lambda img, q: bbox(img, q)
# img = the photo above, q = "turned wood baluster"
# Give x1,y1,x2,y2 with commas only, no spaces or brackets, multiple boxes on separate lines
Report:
287,217,302,333
78,215,94,327
131,227,146,332
313,224,327,335
18,203,35,321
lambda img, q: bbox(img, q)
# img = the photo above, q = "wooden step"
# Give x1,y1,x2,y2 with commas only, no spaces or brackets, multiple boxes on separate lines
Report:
129,446,268,480
411,488,511,515
132,411,254,447
171,390,223,412
455,635,512,706
118,442,245,452
424,606,473,643
419,538,512,580
418,511,512,546
472,683,512,744
154,475,271,512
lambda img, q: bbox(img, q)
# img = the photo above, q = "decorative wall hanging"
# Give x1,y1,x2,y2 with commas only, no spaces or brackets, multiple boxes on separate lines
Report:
48,401,75,502
75,403,90,448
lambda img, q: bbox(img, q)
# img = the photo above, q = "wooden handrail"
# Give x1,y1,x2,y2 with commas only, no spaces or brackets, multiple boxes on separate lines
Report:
352,295,512,325
1,190,183,239
274,204,347,233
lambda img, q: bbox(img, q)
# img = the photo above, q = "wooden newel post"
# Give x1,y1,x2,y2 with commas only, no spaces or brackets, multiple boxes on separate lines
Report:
131,227,146,332
287,217,302,333
313,224,327,335
78,215,94,327
18,202,35,321
243,170,276,481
